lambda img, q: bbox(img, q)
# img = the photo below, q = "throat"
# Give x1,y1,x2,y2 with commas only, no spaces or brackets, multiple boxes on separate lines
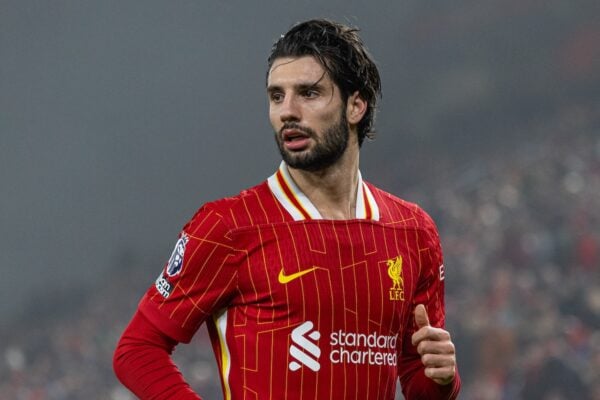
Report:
301,178,358,220
285,145,361,220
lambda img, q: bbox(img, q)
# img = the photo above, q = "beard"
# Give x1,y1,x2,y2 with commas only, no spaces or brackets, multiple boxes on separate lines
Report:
275,110,349,172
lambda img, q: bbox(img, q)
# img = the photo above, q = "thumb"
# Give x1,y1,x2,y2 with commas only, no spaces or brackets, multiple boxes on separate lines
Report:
414,304,430,329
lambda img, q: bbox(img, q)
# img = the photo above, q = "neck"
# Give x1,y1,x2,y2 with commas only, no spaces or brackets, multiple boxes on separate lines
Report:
286,146,360,220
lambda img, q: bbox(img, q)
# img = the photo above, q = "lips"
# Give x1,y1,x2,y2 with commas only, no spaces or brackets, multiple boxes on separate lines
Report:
281,128,311,151
282,128,309,141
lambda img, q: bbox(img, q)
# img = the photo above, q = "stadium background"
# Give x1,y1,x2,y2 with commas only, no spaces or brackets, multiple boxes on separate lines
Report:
1,1,598,399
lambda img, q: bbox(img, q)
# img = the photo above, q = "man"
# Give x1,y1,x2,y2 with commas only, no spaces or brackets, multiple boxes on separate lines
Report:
114,19,460,399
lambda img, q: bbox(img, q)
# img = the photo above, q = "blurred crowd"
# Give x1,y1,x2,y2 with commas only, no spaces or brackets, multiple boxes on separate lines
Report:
0,251,225,399
1,103,598,399
413,104,600,399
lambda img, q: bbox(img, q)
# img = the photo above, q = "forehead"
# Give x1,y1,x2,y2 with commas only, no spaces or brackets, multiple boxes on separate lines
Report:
267,56,332,87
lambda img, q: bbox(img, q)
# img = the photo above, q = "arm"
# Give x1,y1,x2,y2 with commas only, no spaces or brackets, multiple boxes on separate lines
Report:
398,218,461,399
113,311,201,400
114,204,238,399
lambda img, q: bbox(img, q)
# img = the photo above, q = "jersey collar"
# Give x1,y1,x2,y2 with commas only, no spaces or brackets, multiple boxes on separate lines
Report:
267,162,380,222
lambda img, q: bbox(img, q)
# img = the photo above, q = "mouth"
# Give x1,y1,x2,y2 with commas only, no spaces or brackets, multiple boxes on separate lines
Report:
281,128,311,150
282,128,309,141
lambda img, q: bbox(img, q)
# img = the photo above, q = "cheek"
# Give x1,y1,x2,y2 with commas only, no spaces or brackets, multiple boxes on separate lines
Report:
319,109,343,129
268,109,280,130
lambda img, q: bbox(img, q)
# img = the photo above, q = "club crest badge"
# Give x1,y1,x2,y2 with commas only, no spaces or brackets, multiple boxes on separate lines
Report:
386,255,404,301
165,234,189,277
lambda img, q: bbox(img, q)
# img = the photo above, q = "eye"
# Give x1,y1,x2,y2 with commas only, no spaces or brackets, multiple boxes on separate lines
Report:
303,89,319,99
269,92,284,103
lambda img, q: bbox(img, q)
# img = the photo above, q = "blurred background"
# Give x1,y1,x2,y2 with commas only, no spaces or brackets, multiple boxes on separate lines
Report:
1,1,599,399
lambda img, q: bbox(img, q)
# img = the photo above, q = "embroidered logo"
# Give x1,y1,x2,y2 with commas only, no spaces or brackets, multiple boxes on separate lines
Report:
278,266,319,284
387,256,405,301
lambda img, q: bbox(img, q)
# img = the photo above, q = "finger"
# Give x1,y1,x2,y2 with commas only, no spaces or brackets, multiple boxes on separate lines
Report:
414,304,430,329
424,365,456,385
417,339,454,356
421,353,456,369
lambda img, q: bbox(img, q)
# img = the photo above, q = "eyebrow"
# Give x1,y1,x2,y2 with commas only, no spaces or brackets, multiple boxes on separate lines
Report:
266,72,329,95
267,82,319,94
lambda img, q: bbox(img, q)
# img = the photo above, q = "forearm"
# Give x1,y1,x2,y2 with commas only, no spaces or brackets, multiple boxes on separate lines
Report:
113,311,201,400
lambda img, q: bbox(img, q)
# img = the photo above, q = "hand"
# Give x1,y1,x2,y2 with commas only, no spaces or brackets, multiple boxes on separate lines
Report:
411,304,457,385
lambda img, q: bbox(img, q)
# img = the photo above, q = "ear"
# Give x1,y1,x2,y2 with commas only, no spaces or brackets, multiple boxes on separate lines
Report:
346,91,368,125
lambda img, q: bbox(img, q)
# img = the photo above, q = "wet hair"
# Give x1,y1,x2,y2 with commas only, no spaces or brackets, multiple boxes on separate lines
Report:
267,19,382,146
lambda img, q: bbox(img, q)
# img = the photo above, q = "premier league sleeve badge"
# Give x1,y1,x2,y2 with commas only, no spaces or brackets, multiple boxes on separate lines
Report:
155,233,190,298
165,233,189,277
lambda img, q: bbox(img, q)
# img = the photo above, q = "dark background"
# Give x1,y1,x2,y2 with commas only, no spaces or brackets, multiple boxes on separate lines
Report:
2,1,599,399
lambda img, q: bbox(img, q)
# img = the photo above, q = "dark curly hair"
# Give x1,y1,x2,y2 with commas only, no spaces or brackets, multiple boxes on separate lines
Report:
267,19,382,146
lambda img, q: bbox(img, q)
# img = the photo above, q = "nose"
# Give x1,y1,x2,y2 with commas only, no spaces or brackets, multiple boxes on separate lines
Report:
278,95,301,123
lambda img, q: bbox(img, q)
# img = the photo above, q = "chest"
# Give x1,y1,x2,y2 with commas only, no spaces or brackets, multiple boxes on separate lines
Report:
232,220,426,329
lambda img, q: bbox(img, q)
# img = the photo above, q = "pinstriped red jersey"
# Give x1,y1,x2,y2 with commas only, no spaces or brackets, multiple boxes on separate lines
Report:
139,163,449,400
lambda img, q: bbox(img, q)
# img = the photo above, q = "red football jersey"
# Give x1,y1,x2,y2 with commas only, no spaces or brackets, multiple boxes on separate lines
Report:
139,163,449,400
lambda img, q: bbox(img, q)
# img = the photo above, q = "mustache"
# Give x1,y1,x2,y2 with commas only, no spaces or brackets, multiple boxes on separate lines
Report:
279,123,316,137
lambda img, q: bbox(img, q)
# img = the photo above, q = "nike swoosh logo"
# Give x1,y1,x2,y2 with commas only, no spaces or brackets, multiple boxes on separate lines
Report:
278,267,319,284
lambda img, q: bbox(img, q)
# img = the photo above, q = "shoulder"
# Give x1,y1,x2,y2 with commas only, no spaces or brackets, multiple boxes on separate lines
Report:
183,181,282,235
367,183,445,267
366,182,439,234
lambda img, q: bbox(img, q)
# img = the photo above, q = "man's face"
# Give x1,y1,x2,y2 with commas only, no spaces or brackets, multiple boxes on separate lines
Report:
267,56,349,171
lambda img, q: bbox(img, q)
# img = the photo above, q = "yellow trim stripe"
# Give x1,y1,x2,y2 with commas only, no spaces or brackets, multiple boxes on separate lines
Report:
213,310,232,400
